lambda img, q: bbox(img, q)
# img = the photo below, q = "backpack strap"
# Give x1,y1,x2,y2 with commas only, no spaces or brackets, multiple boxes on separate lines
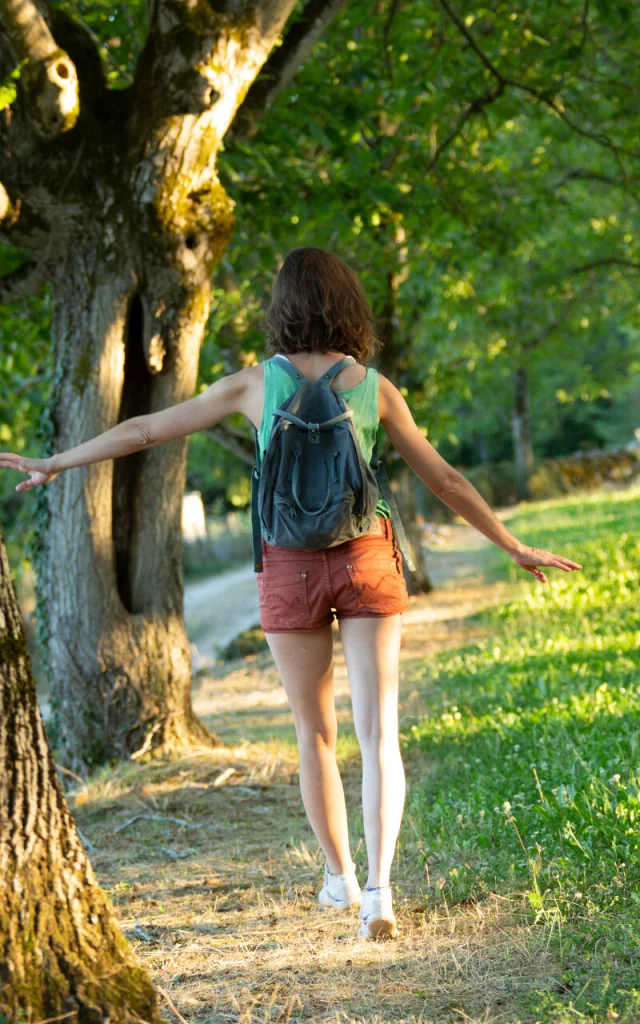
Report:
269,354,311,383
322,355,356,383
370,438,417,573
251,427,263,573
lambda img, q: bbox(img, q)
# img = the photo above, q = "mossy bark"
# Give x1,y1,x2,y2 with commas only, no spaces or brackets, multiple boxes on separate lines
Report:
0,522,166,1023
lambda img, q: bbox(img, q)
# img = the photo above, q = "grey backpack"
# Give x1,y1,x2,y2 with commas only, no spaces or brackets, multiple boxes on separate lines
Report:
251,354,416,574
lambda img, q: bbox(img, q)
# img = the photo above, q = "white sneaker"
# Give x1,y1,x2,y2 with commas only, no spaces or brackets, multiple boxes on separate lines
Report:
357,885,399,940
317,860,362,910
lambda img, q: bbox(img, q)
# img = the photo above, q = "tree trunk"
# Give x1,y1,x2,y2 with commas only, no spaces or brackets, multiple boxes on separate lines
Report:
43,234,221,768
394,464,433,595
376,264,433,593
513,366,534,501
0,521,165,1023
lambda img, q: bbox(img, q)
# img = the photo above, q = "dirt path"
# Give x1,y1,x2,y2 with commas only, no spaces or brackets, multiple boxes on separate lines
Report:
185,564,260,669
70,527,560,1023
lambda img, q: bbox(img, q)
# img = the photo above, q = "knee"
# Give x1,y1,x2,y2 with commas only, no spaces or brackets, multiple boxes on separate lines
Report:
357,725,400,757
295,718,338,751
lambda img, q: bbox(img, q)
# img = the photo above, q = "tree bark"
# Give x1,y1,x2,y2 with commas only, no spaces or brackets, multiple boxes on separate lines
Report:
0,520,165,1023
513,366,534,500
394,464,433,595
45,239,220,768
0,0,79,137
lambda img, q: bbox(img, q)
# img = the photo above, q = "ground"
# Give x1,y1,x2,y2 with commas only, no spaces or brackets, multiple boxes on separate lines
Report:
67,519,566,1024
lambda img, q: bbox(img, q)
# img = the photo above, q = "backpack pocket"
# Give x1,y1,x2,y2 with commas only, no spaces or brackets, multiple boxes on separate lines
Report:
257,569,311,629
269,489,360,549
345,557,407,614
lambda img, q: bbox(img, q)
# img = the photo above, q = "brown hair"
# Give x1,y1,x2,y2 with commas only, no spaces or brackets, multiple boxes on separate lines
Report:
265,247,382,363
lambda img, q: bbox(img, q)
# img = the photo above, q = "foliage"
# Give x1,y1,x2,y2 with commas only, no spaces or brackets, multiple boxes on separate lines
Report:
217,624,267,661
404,485,640,1019
0,294,53,583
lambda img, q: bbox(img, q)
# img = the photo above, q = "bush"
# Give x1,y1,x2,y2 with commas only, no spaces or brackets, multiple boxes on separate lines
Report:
420,447,640,519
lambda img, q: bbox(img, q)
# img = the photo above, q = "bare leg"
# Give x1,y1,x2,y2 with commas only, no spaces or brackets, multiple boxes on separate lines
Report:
338,615,405,888
265,626,355,876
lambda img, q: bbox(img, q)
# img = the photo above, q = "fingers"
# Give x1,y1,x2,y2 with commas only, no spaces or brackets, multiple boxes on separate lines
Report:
525,548,582,571
528,567,547,584
0,458,24,471
545,553,582,571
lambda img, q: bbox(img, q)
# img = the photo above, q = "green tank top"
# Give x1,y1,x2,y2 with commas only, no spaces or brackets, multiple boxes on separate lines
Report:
258,359,391,521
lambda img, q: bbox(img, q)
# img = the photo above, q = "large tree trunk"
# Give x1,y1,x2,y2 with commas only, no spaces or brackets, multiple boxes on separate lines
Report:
0,521,165,1023
1,0,340,770
44,235,220,767
513,366,534,501
394,464,433,595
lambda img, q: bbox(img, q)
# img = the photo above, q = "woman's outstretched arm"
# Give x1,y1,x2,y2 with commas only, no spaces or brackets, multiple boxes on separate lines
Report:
379,374,582,583
0,367,256,493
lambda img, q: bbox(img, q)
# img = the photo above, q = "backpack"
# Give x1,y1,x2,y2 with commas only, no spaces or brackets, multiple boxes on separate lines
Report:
251,354,417,574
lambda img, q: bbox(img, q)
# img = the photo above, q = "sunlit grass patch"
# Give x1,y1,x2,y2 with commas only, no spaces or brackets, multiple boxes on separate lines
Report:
404,486,640,1020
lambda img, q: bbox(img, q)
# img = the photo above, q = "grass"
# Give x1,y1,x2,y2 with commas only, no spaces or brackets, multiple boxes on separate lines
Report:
403,483,640,1022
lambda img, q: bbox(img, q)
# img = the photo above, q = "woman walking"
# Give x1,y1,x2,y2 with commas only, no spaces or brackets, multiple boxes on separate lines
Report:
0,246,581,941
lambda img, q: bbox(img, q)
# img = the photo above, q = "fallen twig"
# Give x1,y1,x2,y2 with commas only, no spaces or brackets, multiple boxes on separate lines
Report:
113,813,224,833
130,720,163,761
159,987,190,1024
76,827,99,852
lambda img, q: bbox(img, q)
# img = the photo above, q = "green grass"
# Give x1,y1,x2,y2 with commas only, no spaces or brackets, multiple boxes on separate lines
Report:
403,484,640,1022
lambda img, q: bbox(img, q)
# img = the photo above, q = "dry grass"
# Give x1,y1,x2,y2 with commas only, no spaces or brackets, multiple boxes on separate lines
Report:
70,534,562,1023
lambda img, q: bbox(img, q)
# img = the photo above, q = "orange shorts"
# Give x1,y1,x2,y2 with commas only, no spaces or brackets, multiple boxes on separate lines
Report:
257,518,409,633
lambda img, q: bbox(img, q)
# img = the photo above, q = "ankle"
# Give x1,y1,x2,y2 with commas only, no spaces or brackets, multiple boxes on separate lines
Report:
364,882,391,891
327,859,357,878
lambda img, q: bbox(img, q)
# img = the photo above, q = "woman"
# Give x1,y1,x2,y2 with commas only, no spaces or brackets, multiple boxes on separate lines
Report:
0,246,582,941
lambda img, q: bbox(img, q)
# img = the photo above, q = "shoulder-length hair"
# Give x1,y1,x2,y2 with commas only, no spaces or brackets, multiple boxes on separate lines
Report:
265,247,382,364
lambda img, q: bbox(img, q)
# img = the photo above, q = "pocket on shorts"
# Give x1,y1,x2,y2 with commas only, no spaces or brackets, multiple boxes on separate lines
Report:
257,569,311,629
345,556,407,614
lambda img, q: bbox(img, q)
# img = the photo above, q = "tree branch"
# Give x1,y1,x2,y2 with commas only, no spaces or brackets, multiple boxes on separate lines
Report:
206,423,254,465
382,0,402,84
523,280,595,352
0,257,46,302
0,0,79,137
555,168,625,189
228,0,349,140
437,0,639,161
0,182,52,251
426,82,505,171
567,257,640,276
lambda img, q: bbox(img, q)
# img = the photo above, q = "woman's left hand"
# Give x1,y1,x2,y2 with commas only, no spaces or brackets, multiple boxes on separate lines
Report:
0,453,59,492
507,543,582,584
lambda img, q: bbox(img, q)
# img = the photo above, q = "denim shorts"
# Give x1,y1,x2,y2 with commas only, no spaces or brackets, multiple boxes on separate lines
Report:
257,518,410,633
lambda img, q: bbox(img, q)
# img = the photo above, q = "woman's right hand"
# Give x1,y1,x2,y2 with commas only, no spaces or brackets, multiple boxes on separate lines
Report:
0,452,59,492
